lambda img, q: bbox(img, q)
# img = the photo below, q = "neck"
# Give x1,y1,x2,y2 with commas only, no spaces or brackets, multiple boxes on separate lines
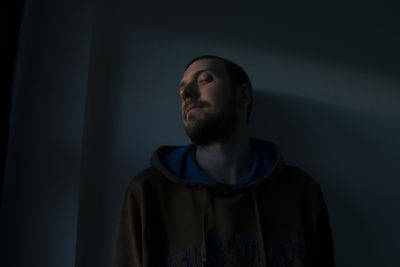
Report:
195,130,253,185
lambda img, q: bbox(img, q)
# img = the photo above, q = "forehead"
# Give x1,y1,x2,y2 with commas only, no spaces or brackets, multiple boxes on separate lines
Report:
182,58,227,79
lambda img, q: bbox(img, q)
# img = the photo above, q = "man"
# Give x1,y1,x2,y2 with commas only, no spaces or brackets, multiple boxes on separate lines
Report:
113,56,335,266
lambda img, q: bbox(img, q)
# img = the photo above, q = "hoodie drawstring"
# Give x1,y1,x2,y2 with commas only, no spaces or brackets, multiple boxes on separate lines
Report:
201,187,209,266
252,188,269,266
200,187,268,266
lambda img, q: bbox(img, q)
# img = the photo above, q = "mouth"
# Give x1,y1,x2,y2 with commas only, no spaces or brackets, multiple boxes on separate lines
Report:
187,106,198,113
185,105,203,116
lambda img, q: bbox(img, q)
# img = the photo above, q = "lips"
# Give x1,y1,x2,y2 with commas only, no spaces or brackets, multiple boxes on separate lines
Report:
185,104,202,115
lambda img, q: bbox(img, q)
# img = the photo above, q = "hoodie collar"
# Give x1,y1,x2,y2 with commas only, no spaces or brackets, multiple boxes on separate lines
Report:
151,138,285,190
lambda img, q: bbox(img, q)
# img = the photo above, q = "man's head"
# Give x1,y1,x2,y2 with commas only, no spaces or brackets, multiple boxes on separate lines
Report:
178,55,253,145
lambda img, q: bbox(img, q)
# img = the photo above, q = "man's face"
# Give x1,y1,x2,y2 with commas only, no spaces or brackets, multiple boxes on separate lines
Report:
179,58,238,145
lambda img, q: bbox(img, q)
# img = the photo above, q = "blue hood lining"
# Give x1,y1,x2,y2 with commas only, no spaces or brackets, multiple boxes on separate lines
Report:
159,140,277,188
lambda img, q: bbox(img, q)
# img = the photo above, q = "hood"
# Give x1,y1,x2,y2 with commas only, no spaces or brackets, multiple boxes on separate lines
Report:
150,137,285,190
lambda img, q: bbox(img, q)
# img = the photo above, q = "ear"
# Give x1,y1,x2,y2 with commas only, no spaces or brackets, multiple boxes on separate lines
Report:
237,83,253,108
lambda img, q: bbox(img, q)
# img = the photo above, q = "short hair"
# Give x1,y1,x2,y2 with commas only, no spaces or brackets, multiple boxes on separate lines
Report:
184,55,253,123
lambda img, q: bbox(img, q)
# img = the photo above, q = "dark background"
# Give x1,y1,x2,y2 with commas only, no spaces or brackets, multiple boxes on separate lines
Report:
1,0,399,266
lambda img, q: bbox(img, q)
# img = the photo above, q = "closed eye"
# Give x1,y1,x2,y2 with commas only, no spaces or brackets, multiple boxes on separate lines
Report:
198,77,212,84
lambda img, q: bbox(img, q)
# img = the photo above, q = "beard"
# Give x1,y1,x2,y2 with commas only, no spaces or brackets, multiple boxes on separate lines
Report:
183,104,238,146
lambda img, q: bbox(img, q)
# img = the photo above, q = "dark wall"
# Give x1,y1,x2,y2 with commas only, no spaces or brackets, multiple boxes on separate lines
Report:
0,0,92,266
1,0,25,205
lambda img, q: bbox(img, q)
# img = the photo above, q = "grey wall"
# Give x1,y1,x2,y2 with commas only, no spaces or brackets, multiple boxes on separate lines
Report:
1,0,399,267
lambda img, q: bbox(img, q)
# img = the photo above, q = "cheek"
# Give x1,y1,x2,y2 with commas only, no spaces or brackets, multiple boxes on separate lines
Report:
202,83,233,107
217,88,235,105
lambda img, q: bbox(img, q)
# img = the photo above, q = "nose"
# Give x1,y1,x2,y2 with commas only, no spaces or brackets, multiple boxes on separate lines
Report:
180,82,199,101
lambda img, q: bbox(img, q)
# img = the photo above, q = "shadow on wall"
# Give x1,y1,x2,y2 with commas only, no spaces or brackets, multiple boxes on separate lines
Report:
249,91,400,267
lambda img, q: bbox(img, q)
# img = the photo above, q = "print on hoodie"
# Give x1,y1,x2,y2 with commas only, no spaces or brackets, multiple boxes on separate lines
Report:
166,233,307,267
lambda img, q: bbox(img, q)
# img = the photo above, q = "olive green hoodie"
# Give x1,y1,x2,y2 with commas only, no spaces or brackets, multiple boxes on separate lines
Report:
113,139,335,266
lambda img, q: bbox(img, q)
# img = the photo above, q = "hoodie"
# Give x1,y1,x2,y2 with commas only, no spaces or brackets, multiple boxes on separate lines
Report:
113,138,335,267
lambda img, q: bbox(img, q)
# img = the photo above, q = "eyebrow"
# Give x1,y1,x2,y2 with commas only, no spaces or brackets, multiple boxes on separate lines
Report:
178,69,211,90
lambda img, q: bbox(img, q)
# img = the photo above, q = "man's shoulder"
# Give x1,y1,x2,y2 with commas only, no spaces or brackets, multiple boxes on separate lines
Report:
277,164,322,192
125,167,165,192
